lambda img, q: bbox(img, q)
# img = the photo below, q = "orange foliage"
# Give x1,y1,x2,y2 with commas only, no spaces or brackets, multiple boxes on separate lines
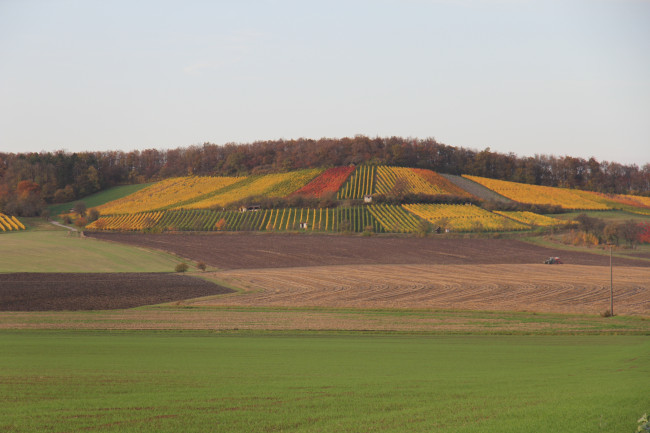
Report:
16,180,40,198
215,218,228,231
639,223,650,244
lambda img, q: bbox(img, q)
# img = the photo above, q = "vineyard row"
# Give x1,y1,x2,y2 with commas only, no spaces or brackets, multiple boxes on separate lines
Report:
0,213,26,232
87,205,569,233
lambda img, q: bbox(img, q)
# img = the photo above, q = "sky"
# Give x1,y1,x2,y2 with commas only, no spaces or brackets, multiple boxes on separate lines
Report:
1,0,649,165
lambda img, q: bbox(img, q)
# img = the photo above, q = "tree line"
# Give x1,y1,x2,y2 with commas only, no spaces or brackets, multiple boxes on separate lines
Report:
1,135,649,216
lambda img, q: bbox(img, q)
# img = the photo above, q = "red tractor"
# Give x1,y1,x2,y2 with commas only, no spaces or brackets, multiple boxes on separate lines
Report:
544,256,562,264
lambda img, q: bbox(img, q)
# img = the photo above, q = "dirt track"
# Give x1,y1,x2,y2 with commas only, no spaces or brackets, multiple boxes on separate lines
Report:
0,273,233,311
86,233,650,269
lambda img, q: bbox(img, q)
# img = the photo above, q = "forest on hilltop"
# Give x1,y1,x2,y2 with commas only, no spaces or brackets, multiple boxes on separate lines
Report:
1,136,649,216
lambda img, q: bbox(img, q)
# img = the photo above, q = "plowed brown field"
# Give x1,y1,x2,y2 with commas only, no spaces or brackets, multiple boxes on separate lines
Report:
86,233,650,269
0,273,233,311
197,264,650,316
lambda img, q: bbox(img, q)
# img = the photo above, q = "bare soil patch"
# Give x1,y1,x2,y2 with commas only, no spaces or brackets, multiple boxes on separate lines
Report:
0,273,233,311
85,233,650,269
198,264,650,316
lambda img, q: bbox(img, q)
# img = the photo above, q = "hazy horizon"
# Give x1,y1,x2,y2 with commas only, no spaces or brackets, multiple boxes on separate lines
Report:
2,0,649,165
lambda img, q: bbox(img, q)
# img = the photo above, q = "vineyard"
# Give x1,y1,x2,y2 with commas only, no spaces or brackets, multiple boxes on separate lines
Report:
81,165,650,234
178,168,323,209
410,168,474,197
493,211,571,227
337,166,376,199
86,211,164,231
95,176,242,214
89,207,385,233
374,166,446,196
87,204,562,234
403,204,529,232
336,166,471,199
290,166,355,198
463,175,609,210
571,190,650,216
368,204,422,233
0,213,26,231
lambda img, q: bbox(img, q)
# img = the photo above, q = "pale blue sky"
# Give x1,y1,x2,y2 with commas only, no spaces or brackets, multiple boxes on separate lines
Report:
1,0,649,165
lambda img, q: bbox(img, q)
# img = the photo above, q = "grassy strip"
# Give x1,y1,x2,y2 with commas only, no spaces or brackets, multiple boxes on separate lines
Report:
0,331,647,432
550,209,650,222
522,235,650,264
2,307,648,334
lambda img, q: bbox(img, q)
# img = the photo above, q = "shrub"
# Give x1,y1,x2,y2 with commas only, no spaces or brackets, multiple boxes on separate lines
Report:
87,208,100,222
416,220,431,237
600,309,613,318
562,230,599,247
175,263,189,273
215,218,228,231
197,261,207,271
73,201,87,217
74,217,87,229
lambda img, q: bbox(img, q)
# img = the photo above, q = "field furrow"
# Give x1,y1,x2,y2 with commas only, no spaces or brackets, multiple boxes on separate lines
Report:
195,264,650,316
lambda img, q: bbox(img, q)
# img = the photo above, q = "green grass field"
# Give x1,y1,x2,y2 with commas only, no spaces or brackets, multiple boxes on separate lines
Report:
550,209,650,223
0,331,647,433
0,229,182,272
47,183,152,218
2,214,649,432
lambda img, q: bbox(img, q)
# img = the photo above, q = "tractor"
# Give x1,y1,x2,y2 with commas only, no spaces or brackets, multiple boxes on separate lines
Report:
544,256,562,264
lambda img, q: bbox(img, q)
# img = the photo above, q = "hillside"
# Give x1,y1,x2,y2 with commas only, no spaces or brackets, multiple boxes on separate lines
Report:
47,183,153,217
2,137,649,220
81,165,650,235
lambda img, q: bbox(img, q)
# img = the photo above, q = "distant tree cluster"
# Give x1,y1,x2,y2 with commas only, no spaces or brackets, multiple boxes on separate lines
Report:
567,213,647,248
1,136,649,216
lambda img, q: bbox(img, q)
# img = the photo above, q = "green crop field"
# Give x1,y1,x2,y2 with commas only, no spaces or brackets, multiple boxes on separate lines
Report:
0,230,182,272
0,331,647,433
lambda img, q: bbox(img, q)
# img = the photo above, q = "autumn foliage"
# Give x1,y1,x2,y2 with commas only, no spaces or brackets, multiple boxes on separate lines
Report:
16,181,41,199
290,166,355,198
638,223,650,244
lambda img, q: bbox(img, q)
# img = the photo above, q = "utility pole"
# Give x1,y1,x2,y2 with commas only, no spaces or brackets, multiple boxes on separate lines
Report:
609,244,614,316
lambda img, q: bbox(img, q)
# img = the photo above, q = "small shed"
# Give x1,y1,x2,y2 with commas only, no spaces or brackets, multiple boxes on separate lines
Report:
299,222,308,229
240,205,261,212
363,194,373,203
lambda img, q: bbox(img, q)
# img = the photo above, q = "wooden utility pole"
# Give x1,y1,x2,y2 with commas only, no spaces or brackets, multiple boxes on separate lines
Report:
609,244,614,316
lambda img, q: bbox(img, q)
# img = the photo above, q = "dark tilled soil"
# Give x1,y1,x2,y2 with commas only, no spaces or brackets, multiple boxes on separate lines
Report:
0,273,233,311
86,233,650,269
